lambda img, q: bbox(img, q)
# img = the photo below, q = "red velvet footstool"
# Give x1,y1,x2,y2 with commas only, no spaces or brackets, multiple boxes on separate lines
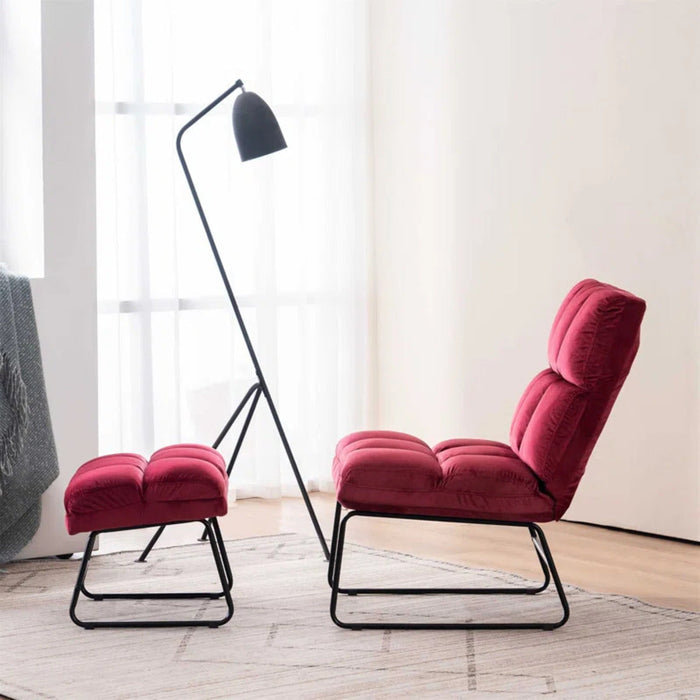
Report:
64,444,233,628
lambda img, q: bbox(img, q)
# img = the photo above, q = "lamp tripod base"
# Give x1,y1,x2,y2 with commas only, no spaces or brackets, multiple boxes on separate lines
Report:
137,380,330,562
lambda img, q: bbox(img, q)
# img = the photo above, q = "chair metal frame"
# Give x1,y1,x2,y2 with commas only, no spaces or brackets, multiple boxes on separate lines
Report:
69,517,233,629
328,503,569,630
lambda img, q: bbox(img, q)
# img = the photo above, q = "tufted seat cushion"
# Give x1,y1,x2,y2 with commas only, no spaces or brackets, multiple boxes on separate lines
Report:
333,431,555,522
65,444,228,535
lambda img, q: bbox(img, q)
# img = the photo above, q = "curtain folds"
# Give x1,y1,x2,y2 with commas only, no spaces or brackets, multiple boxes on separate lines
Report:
0,0,44,277
94,0,370,497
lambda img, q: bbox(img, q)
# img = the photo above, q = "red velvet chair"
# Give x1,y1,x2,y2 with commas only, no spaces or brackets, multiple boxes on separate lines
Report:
329,279,646,630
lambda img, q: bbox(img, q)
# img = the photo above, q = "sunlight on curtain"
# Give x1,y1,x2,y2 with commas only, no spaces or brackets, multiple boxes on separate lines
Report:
94,0,370,496
0,0,43,277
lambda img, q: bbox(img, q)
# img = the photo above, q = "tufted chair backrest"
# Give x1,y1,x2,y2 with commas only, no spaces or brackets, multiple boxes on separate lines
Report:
509,279,646,519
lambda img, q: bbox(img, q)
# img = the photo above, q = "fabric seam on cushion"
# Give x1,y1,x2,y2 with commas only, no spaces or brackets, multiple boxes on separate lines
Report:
337,435,429,453
539,386,585,481
73,462,148,476
338,443,434,459
512,371,555,453
342,446,434,457
439,454,523,464
77,455,145,469
66,496,226,518
69,477,225,505
341,483,553,499
67,484,143,499
578,301,607,388
145,477,226,491
519,377,557,459
439,463,537,486
553,285,591,372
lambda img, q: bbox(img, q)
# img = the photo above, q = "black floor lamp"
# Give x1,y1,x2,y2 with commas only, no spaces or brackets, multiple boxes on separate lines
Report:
138,79,330,561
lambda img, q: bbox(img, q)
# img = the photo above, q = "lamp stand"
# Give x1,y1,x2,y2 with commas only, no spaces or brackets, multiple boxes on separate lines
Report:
138,81,330,562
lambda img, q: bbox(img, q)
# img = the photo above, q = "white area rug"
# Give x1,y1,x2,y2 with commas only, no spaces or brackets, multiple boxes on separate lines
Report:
0,533,697,699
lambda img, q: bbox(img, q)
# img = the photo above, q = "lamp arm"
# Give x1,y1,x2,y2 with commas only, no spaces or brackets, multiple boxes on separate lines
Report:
175,79,266,380
176,79,243,141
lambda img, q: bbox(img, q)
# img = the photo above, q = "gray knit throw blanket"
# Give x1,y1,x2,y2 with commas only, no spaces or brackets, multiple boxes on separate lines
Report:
0,267,58,564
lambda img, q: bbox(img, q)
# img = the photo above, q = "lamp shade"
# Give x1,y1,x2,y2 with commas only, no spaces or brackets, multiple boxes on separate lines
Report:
232,91,287,162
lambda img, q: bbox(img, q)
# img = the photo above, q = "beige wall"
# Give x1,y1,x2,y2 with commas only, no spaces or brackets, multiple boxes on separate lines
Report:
19,0,97,558
370,0,699,539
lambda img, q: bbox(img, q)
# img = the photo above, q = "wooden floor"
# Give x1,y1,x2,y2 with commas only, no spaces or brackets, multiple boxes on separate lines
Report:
108,493,699,612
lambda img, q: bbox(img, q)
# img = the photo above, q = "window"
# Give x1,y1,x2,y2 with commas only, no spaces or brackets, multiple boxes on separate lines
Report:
94,0,370,494
0,0,44,277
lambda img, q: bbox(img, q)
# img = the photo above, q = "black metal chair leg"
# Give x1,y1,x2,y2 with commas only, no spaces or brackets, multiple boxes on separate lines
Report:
78,540,101,600
528,524,552,594
70,532,98,628
530,523,569,629
327,502,342,589
210,517,233,593
329,509,570,630
202,519,234,626
69,519,234,629
329,511,350,628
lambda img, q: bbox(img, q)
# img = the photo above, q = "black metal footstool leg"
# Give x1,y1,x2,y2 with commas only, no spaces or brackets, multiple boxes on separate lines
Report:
69,518,234,629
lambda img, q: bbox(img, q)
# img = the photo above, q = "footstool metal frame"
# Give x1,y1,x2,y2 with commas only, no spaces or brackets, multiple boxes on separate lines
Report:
328,504,569,631
70,517,233,629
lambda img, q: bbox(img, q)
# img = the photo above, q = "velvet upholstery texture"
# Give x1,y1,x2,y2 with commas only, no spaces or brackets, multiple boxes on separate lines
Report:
333,280,645,522
64,444,227,535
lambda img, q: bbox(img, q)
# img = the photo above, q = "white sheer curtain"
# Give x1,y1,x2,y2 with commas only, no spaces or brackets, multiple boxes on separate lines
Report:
0,0,43,277
94,0,370,497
